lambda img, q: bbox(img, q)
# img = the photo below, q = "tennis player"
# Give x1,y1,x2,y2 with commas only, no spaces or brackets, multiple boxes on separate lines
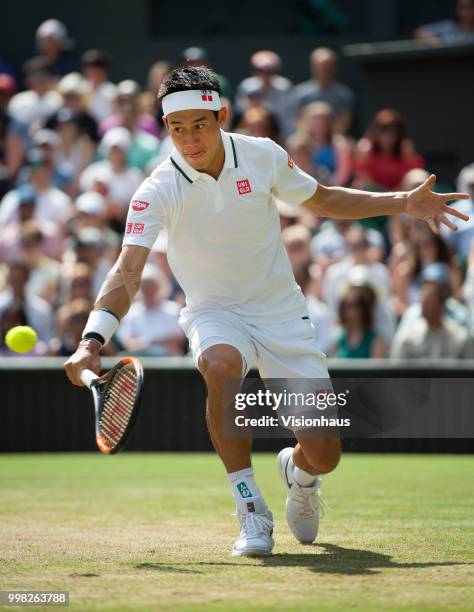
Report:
65,66,468,557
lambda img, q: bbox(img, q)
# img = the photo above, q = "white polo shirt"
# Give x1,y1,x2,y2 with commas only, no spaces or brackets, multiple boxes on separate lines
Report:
123,130,317,323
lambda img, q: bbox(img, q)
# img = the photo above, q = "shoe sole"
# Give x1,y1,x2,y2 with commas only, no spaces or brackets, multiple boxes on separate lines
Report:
232,547,274,557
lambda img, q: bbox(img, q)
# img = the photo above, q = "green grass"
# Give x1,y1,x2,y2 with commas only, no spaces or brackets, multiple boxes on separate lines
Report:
0,453,473,611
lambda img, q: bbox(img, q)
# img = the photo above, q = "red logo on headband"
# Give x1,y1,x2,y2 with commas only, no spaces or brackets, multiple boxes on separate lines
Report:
132,200,149,211
201,92,213,102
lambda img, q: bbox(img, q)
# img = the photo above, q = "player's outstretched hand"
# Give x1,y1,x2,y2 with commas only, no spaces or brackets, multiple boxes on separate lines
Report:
64,339,102,386
406,174,470,234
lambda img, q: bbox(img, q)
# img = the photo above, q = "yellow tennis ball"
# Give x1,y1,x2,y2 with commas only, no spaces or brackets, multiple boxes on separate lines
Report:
5,326,38,353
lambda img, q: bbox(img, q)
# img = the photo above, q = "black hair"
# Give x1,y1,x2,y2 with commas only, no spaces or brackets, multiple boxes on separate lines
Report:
158,66,221,100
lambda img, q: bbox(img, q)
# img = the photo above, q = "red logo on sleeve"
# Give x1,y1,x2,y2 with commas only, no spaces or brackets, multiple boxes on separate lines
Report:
126,222,145,235
236,179,252,195
132,200,149,211
288,154,294,169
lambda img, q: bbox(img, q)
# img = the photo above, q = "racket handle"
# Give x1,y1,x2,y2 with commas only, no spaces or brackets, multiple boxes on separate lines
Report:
80,369,99,388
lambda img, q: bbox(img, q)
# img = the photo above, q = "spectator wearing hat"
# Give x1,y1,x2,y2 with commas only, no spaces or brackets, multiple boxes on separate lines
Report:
390,264,474,359
290,48,355,135
118,264,185,356
34,19,77,77
80,50,117,124
235,50,292,137
98,80,160,170
5,57,62,177
30,128,74,193
0,148,71,225
79,127,143,226
45,72,98,143
332,284,386,359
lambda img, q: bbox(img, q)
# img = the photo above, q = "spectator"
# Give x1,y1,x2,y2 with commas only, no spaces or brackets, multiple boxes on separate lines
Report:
290,48,355,135
440,167,474,261
292,101,353,185
0,148,71,225
79,128,143,226
61,262,94,304
354,109,425,191
235,51,292,137
30,128,74,193
0,73,16,197
332,285,386,358
390,265,474,358
6,57,62,177
66,228,111,296
414,0,474,45
235,107,281,142
50,298,93,356
80,49,116,124
45,72,98,143
322,224,390,311
0,302,47,356
398,262,470,335
141,60,172,129
119,264,185,356
19,221,61,303
0,259,52,342
99,80,160,170
282,224,312,289
0,184,64,261
34,19,77,77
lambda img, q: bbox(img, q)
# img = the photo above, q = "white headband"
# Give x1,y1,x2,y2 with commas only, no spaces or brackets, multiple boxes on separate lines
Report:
162,89,221,116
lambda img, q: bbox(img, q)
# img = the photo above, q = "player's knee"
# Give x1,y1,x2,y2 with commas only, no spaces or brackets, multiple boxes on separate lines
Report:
315,451,340,475
199,350,242,389
301,438,341,474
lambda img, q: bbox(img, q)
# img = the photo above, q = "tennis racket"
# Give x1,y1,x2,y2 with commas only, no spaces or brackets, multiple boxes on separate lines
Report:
80,356,144,454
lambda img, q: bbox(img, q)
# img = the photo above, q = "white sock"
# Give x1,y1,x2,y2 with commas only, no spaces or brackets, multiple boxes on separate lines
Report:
228,467,266,511
293,464,318,487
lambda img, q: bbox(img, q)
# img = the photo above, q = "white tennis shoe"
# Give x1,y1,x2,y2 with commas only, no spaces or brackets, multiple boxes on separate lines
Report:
232,497,274,557
277,447,323,544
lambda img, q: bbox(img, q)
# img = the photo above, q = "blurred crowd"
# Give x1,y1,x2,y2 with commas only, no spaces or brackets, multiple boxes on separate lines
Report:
1,16,474,360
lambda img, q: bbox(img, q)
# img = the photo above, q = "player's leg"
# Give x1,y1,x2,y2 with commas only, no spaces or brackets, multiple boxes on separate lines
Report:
251,316,340,544
183,310,273,556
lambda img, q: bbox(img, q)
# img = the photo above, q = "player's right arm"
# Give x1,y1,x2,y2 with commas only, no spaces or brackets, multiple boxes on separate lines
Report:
64,244,149,386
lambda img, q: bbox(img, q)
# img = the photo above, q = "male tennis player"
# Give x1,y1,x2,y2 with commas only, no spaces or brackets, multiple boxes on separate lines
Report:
65,66,468,557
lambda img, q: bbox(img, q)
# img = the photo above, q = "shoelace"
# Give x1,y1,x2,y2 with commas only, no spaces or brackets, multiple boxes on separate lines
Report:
293,484,329,519
233,511,273,538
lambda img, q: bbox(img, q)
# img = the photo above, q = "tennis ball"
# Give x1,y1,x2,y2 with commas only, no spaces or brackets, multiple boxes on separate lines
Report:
5,326,38,353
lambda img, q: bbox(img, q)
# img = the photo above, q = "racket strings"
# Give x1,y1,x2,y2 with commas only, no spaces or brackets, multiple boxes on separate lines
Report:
99,365,137,447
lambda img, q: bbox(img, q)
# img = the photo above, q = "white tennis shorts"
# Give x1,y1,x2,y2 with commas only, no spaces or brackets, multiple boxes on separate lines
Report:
180,307,331,380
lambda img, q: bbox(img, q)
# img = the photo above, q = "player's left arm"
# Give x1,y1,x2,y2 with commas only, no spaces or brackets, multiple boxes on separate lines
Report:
303,174,469,233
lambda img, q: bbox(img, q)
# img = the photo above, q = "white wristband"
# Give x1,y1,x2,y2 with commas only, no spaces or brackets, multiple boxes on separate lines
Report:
82,309,120,346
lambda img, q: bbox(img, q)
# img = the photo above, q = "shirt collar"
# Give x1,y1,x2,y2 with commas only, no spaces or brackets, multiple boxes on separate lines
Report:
170,129,238,184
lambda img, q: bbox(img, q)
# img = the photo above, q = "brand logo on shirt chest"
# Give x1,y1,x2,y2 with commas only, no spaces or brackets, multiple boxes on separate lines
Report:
236,179,252,195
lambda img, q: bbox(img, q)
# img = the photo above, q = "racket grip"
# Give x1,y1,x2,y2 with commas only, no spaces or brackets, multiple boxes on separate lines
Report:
80,369,99,388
